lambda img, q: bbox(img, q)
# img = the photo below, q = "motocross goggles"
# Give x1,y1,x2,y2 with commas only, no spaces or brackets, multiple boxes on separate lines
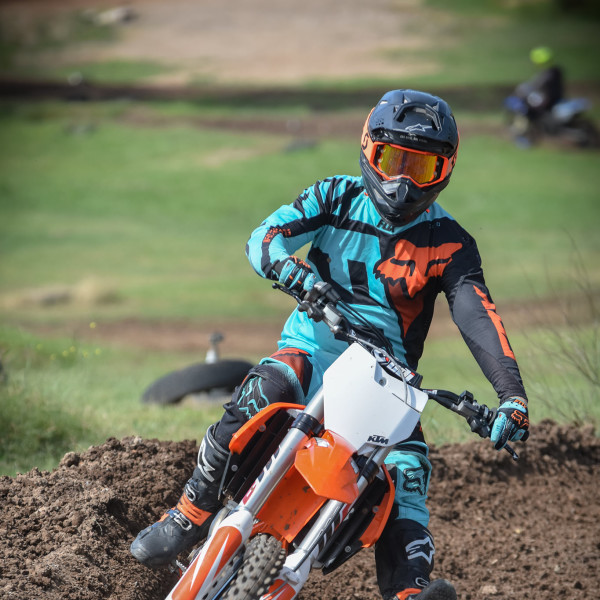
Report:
368,142,453,187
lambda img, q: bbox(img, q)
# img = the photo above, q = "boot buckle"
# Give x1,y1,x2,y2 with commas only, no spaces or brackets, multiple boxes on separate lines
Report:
172,510,193,531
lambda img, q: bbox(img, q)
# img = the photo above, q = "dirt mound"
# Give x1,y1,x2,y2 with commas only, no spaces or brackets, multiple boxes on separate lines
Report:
1,421,598,600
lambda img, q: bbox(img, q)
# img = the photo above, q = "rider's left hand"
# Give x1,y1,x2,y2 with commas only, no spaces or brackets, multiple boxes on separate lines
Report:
490,396,529,450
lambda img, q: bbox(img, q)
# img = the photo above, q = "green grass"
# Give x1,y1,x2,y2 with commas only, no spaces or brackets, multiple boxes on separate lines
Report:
1,101,598,477
0,325,224,476
410,0,600,86
0,370,91,475
0,104,358,323
1,102,598,325
55,60,171,84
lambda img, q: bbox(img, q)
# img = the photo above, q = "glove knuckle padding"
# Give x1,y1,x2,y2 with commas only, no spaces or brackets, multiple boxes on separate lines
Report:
277,256,315,293
279,260,299,286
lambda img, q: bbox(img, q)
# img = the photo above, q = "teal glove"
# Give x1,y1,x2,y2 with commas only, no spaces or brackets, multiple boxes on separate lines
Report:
490,397,529,450
273,256,316,295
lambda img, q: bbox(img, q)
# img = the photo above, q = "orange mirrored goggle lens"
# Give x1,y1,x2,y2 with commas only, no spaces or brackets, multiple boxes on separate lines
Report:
374,144,446,185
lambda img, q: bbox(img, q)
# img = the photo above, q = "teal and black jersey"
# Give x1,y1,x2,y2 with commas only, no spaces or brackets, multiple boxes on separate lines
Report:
246,175,526,402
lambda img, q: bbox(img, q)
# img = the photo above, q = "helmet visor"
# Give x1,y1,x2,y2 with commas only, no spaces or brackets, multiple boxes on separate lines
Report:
373,143,448,186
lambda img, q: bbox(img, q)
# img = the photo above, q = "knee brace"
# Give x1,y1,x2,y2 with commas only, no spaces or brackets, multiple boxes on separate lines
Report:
213,360,305,449
235,360,305,418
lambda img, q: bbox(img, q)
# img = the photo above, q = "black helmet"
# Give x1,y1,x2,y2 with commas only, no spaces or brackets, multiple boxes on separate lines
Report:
359,89,459,226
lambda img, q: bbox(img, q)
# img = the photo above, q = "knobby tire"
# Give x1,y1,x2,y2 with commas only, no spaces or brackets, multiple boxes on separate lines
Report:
219,534,286,600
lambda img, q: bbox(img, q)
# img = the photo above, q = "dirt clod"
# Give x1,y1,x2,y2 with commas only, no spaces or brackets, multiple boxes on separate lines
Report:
1,420,598,599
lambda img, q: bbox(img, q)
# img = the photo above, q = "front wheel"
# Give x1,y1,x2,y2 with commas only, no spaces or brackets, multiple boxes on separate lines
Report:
220,534,286,600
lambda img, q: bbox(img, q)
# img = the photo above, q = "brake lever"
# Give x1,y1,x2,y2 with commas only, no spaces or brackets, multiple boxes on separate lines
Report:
428,390,520,461
273,282,345,331
503,444,519,461
298,300,325,322
272,282,301,301
475,409,519,461
272,282,327,322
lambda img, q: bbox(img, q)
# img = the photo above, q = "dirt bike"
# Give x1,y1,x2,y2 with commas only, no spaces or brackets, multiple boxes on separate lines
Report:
164,281,518,600
504,85,599,148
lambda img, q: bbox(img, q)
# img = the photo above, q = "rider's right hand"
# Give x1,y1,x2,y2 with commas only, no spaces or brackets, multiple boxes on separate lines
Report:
273,256,316,295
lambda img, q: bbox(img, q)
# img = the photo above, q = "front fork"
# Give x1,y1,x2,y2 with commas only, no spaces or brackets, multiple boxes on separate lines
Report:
166,389,326,600
262,444,390,600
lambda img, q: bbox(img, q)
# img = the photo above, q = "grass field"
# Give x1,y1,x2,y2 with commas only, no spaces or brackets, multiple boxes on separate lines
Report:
1,0,599,476
1,102,598,314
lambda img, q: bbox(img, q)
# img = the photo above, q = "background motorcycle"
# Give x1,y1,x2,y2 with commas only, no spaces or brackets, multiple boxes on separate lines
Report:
164,282,519,600
504,84,599,148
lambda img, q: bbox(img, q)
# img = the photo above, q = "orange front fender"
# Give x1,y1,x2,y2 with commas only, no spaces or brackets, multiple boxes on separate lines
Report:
294,431,359,505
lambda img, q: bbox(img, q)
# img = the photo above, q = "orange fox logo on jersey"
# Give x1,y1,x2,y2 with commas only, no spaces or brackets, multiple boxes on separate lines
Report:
374,240,462,333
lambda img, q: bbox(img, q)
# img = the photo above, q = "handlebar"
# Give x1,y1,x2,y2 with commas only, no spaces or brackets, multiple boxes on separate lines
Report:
274,281,394,353
424,389,518,460
273,281,519,461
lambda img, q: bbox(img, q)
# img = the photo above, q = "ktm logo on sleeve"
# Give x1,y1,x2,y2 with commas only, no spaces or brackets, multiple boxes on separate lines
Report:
374,240,462,332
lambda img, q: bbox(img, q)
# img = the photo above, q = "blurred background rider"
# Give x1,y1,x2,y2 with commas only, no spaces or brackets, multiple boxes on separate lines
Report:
517,46,565,125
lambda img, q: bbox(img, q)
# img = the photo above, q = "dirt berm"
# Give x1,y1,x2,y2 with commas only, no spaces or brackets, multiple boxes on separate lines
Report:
1,420,598,600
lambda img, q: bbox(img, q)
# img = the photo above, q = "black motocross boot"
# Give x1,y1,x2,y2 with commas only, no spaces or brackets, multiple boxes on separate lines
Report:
130,424,229,568
376,518,457,600
131,360,306,568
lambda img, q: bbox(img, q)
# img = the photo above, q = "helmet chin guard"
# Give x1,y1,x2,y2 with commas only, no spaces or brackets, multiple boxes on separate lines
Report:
359,89,459,227
360,151,447,226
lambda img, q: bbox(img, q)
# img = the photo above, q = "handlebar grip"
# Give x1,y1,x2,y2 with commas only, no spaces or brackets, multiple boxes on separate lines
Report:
303,281,340,303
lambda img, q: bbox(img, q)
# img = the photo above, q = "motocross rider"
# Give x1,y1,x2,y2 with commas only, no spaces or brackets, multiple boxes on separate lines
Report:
131,89,530,600
522,46,564,119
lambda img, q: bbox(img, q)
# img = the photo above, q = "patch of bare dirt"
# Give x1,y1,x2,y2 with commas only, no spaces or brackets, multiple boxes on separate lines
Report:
0,421,598,599
19,289,598,361
0,0,443,86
